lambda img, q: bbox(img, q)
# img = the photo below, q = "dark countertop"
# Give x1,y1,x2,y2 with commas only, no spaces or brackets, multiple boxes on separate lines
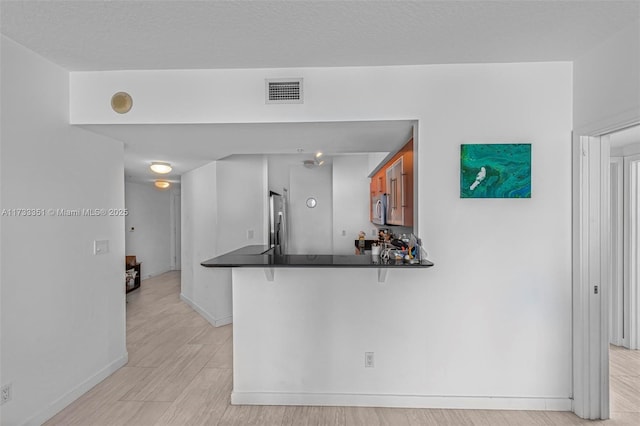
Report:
201,245,434,268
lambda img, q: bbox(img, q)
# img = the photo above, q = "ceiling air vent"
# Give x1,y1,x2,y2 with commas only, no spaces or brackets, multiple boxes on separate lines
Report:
265,78,303,104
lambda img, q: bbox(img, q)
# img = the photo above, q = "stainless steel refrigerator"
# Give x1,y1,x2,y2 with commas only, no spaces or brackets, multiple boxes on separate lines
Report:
269,190,288,255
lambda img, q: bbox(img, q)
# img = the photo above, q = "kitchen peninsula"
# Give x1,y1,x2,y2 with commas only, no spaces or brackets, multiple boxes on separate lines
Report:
201,246,434,407
201,245,433,269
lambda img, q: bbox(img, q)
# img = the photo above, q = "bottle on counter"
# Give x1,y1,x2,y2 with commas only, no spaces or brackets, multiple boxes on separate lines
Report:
412,235,422,261
358,231,366,254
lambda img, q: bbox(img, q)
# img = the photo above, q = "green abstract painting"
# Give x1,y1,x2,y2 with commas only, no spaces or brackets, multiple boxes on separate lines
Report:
460,144,531,198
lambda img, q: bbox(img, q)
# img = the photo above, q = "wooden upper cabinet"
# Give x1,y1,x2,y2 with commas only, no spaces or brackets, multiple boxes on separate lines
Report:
369,137,414,227
384,138,414,227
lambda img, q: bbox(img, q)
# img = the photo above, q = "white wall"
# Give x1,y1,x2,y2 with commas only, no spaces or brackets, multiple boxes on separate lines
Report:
0,36,126,426
332,154,377,255
368,152,389,175
267,154,306,195
69,62,573,408
289,164,333,254
269,154,377,254
216,156,267,254
574,22,640,134
232,268,571,409
181,156,266,327
125,181,172,278
181,162,225,326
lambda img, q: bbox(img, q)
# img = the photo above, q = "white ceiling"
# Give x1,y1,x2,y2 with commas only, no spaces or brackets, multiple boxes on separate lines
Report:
2,1,638,183
2,1,638,71
83,121,415,183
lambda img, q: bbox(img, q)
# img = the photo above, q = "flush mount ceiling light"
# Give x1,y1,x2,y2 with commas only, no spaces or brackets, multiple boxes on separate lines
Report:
303,156,325,168
303,151,327,168
111,91,133,114
150,162,172,174
154,180,170,189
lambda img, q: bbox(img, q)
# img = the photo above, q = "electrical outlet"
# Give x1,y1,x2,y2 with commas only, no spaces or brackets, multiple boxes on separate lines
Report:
247,229,254,239
365,352,374,368
1,383,12,405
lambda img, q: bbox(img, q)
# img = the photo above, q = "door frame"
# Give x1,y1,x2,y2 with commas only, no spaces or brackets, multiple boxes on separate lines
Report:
573,117,639,420
170,189,181,271
572,134,610,420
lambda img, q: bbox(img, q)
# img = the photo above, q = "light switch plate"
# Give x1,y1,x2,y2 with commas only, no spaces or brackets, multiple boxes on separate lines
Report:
94,240,109,255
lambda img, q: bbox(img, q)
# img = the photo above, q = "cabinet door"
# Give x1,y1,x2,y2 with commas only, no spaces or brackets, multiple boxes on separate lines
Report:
377,170,386,194
369,179,376,221
402,147,413,227
386,158,404,225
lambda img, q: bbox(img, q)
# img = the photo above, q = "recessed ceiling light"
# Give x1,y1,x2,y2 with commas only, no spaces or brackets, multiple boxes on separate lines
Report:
150,162,172,174
154,180,170,189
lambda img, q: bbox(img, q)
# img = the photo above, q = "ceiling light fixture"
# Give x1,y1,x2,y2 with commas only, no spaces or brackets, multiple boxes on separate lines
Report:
154,180,170,189
303,155,326,168
315,152,323,158
150,162,172,174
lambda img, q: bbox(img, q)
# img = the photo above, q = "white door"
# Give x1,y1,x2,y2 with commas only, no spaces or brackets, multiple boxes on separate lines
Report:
175,194,181,270
171,192,181,271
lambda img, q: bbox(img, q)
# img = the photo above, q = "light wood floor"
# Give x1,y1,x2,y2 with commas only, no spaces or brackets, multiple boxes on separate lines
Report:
45,271,640,425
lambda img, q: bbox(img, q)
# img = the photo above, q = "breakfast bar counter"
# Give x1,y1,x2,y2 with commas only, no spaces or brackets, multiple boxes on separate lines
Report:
200,245,434,269
200,245,436,408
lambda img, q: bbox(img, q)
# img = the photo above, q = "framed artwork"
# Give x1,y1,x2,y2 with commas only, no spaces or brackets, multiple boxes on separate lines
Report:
460,143,531,198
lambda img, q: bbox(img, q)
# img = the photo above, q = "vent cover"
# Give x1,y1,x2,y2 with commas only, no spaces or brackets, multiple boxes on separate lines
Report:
265,78,303,104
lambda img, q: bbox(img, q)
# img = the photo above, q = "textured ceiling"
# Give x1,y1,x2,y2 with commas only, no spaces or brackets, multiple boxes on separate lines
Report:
2,1,638,183
1,1,639,71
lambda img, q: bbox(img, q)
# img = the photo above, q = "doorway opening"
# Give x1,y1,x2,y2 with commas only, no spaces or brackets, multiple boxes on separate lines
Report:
608,125,640,418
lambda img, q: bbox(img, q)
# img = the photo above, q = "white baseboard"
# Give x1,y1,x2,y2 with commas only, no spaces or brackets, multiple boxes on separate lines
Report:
213,315,233,327
231,391,572,411
24,353,128,426
180,293,233,327
141,268,173,280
